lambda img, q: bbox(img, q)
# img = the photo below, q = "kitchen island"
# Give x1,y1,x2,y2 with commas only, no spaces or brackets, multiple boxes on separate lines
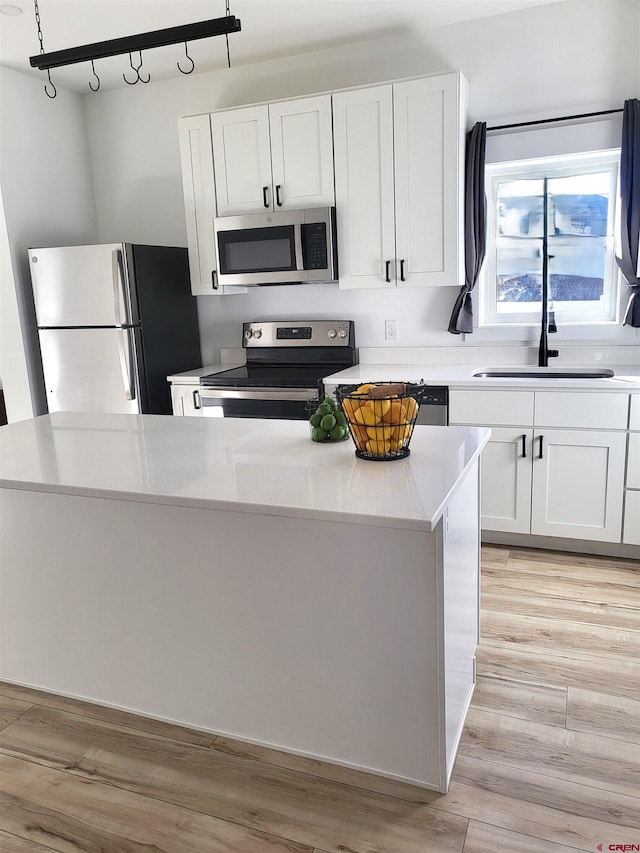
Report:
0,413,489,792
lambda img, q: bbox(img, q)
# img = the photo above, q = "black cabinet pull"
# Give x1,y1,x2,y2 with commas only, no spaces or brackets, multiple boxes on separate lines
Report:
538,435,544,459
521,434,527,458
263,186,269,208
192,389,201,410
385,260,391,282
275,185,282,206
400,259,406,281
211,270,218,290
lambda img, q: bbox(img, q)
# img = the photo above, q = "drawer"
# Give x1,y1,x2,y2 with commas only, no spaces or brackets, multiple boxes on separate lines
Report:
449,390,534,426
623,491,640,546
534,392,628,430
630,394,640,431
627,433,640,490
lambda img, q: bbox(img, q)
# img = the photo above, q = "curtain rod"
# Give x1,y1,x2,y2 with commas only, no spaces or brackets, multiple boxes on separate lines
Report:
487,107,623,133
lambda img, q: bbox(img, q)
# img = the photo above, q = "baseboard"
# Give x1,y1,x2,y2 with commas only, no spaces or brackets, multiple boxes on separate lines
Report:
482,531,639,561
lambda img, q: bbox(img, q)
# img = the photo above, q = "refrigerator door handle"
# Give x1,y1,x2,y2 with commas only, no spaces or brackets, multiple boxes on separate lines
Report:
116,328,136,401
113,249,130,326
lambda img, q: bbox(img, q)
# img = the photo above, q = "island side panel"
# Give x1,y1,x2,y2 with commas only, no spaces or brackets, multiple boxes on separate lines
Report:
439,458,481,785
0,487,444,788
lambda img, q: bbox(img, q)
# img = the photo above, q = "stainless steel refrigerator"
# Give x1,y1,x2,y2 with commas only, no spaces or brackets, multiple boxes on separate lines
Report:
29,243,201,415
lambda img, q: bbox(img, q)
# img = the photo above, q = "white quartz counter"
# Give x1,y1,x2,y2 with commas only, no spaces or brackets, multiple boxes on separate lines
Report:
322,363,640,392
0,413,490,532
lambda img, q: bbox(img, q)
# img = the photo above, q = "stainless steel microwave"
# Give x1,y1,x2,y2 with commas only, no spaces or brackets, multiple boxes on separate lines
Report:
213,207,338,286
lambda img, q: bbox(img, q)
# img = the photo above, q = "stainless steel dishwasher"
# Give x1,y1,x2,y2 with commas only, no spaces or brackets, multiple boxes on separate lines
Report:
415,386,449,425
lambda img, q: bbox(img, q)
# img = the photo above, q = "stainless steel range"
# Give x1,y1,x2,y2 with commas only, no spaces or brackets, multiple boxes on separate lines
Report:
199,320,357,420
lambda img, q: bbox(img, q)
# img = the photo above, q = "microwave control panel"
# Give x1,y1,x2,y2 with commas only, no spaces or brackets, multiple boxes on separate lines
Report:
301,223,328,270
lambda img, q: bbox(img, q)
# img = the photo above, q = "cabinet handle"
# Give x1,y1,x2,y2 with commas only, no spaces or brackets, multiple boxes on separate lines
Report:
538,435,544,459
275,184,282,207
400,259,406,281
521,434,527,458
263,186,270,208
192,389,201,410
211,270,218,290
385,260,391,283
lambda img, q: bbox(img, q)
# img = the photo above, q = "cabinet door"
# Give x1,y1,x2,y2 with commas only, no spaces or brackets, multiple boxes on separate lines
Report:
480,428,532,534
531,429,626,542
394,72,466,288
623,491,640,545
170,384,202,417
333,86,396,289
269,95,334,210
212,106,273,215
178,115,218,295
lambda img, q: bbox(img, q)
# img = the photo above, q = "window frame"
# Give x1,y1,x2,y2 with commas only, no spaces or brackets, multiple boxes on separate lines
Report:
480,149,621,328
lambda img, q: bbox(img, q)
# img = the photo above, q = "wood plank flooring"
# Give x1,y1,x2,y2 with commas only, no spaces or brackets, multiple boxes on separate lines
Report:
0,544,638,852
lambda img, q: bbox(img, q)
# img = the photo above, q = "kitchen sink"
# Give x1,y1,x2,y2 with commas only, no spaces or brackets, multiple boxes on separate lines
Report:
472,367,615,379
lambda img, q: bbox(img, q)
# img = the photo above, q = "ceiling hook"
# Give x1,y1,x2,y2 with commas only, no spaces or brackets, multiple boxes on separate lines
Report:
123,51,139,85
177,41,195,75
89,59,100,92
43,68,56,99
135,50,150,83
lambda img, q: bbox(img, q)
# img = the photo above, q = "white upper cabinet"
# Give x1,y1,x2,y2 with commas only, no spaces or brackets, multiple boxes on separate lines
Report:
212,95,335,216
333,72,468,289
178,114,246,297
178,114,218,295
332,86,396,290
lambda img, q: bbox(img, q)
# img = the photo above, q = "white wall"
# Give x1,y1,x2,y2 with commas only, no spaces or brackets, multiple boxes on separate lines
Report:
0,67,99,416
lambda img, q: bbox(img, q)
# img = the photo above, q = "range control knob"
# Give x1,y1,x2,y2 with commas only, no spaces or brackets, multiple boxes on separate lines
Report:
327,329,337,339
337,328,348,339
253,328,262,339
244,329,253,339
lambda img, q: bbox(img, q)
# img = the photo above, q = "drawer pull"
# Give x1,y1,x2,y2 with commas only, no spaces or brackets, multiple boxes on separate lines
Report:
538,435,544,459
521,434,527,458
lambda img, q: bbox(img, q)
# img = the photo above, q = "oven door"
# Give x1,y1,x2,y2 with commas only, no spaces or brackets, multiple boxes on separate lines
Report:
200,387,318,420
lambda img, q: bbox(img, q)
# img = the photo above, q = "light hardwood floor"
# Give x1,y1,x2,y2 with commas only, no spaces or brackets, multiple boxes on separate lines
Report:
0,545,638,852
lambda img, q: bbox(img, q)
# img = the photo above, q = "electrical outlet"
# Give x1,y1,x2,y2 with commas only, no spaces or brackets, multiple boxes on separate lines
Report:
385,320,398,341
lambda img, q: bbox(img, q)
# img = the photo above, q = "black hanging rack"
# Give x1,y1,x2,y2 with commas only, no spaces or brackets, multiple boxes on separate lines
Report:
487,107,623,133
29,16,241,71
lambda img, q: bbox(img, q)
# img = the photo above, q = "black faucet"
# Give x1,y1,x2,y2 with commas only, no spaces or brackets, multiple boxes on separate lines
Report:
538,179,559,368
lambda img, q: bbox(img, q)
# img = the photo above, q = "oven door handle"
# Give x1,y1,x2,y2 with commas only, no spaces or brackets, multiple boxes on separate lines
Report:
200,387,317,402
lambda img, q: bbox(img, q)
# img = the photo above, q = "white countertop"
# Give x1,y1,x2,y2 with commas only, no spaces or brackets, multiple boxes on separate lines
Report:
0,413,489,532
322,363,640,391
168,361,640,391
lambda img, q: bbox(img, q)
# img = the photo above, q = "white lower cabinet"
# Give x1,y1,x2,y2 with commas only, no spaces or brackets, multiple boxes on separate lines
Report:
530,429,626,542
450,389,629,544
479,427,532,534
170,383,202,417
624,399,640,545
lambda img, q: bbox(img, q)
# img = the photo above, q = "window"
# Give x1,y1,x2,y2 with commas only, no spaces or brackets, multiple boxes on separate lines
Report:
480,150,620,327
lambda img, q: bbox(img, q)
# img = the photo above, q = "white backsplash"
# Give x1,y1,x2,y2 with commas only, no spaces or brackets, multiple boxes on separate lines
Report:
353,343,640,367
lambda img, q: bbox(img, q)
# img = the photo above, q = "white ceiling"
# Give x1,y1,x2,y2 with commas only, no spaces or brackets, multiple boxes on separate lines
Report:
0,0,566,93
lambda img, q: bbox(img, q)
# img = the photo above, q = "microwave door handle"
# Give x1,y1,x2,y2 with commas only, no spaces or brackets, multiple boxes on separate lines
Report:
294,224,304,271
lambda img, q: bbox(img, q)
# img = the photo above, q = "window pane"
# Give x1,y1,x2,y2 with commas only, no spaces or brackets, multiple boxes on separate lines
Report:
496,237,542,305
497,179,544,238
548,237,606,302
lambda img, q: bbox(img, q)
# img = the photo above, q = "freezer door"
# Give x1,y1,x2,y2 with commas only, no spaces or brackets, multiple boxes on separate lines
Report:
29,244,135,327
39,328,143,414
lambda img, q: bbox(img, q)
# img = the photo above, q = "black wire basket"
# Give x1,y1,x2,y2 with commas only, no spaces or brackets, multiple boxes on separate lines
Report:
335,382,427,461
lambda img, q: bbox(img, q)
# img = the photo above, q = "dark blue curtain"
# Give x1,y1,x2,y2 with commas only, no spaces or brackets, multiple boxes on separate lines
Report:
448,121,487,334
618,98,640,327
